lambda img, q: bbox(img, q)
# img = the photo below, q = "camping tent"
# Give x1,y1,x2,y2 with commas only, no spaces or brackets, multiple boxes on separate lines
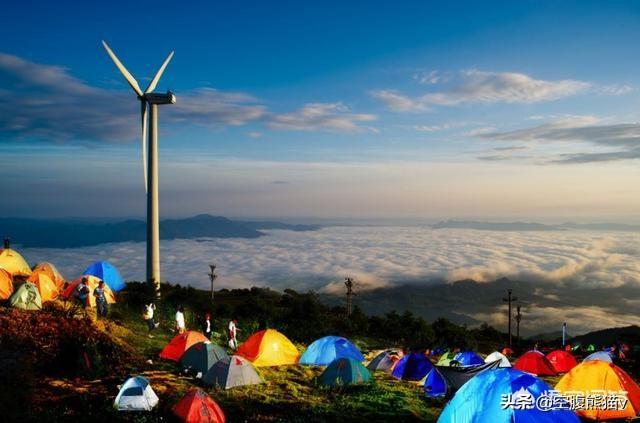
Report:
9,282,42,310
436,351,457,366
485,351,511,368
202,355,263,389
172,388,225,423
83,261,125,292
513,350,556,376
62,275,115,307
0,268,13,300
586,344,596,353
32,262,65,288
423,367,447,398
160,331,210,362
0,248,31,277
556,360,640,421
181,342,228,375
584,351,613,363
436,360,501,392
546,350,578,373
453,351,484,367
367,350,400,371
501,347,514,356
438,368,580,423
27,272,59,302
392,352,433,381
300,336,364,366
319,358,371,387
114,376,159,411
236,329,299,366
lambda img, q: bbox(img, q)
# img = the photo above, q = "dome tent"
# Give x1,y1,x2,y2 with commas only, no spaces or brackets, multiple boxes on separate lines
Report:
546,350,578,373
300,336,364,366
438,368,579,423
83,261,125,291
319,358,371,387
172,388,225,423
513,350,556,376
423,367,447,398
62,275,115,307
584,351,613,363
9,282,42,310
114,376,159,411
32,262,65,289
236,329,299,367
181,342,228,375
202,355,263,389
367,350,401,371
392,352,433,381
436,351,457,366
485,351,511,367
0,267,13,300
27,272,59,302
453,351,484,367
0,248,31,277
160,331,210,362
556,360,640,421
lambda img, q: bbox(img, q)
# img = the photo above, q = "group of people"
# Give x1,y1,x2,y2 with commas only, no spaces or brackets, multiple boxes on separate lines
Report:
142,302,240,349
73,277,109,318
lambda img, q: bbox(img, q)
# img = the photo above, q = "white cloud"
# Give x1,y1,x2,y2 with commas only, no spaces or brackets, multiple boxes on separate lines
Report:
268,102,377,132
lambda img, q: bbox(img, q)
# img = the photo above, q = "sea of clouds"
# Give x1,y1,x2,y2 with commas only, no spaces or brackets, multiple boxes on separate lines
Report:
19,226,640,335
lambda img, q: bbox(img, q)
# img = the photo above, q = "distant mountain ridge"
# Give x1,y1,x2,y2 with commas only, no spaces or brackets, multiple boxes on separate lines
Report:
0,214,321,248
433,220,640,232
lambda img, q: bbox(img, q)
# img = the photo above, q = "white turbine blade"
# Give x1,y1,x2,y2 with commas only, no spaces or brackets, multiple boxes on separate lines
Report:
145,51,174,94
141,101,148,192
102,40,143,97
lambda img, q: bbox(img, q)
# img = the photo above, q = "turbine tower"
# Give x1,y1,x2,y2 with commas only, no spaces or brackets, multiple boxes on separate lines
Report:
102,41,176,297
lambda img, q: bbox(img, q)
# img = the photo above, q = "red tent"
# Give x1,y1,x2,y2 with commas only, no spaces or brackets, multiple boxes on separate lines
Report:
172,389,225,423
160,331,209,362
501,347,514,356
546,350,578,373
513,350,556,376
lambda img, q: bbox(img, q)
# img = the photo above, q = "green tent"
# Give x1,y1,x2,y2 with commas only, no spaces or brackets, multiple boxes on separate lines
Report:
586,344,596,353
181,342,228,375
10,282,42,310
437,351,457,366
319,358,371,387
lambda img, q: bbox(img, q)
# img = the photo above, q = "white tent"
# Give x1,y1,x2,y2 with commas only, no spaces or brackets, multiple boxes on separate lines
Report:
484,351,511,367
114,376,159,411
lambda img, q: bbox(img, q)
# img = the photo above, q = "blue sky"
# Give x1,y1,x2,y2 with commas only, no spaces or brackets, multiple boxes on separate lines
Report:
2,1,640,220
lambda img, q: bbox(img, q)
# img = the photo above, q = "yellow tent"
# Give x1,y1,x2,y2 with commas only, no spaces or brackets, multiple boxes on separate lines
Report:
0,248,31,277
27,272,59,302
0,267,13,300
555,360,640,420
32,262,65,288
237,329,300,366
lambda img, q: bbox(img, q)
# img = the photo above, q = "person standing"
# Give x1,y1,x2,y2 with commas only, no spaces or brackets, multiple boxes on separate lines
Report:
144,303,158,338
75,277,90,308
228,319,239,350
93,280,108,318
175,305,186,334
203,313,213,339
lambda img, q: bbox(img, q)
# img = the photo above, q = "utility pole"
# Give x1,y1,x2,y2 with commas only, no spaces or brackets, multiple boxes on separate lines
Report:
207,264,217,302
515,304,522,346
562,322,567,347
345,277,354,316
503,289,518,348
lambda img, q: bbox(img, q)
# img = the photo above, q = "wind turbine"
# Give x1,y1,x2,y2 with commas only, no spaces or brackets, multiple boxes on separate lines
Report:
102,40,176,298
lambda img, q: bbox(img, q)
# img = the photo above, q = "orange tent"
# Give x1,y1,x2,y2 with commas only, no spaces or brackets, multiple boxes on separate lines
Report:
236,329,300,366
27,272,59,302
160,331,209,362
513,350,556,376
0,267,13,300
546,350,578,373
62,275,115,307
172,389,225,423
32,262,65,289
556,360,640,420
0,248,31,277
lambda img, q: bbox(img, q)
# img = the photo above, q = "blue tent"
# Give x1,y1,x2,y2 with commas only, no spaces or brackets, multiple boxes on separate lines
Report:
392,352,433,381
438,368,580,423
453,351,484,367
114,376,159,411
423,367,447,398
319,358,371,387
300,336,364,366
583,351,613,363
84,261,125,292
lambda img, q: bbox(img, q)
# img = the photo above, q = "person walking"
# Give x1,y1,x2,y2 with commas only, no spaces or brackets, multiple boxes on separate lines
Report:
144,303,158,338
228,319,239,350
203,312,213,339
93,280,108,318
175,305,186,334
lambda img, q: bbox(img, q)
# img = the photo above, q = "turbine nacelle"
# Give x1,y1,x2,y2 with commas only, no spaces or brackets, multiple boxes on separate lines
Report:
145,91,176,105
